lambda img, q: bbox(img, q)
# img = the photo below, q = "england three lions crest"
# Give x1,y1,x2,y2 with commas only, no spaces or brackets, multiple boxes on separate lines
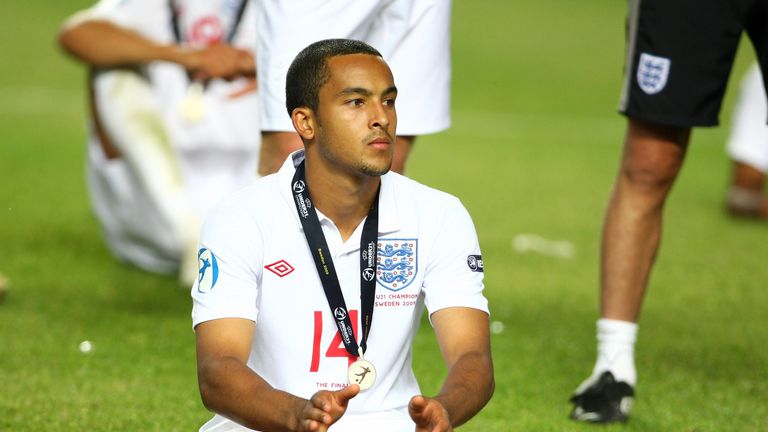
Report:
377,239,417,291
637,53,671,95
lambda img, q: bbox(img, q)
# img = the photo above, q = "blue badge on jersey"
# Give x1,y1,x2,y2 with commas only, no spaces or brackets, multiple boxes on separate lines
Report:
197,248,219,293
377,239,418,291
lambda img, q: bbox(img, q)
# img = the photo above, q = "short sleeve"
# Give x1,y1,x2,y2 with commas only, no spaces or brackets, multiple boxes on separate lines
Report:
421,198,489,317
191,202,263,329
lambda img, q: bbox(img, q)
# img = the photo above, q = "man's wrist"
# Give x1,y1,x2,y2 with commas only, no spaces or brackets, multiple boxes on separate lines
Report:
285,394,312,431
432,396,453,425
160,44,197,70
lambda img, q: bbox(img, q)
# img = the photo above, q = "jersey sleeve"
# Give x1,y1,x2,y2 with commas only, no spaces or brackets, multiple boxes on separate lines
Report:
421,197,489,317
191,201,263,329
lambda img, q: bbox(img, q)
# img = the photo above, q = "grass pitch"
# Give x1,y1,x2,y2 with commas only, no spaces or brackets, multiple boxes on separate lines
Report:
1,0,766,430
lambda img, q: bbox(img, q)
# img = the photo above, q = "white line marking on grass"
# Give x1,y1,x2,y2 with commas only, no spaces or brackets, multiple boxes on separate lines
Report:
512,233,575,259
490,321,505,334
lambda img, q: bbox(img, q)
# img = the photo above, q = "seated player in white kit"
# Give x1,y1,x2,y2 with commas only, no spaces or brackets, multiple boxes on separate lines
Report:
725,63,768,219
58,0,260,285
255,0,451,175
192,39,494,431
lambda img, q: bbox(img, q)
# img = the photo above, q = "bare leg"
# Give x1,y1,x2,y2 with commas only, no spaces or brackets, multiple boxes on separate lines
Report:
92,70,201,286
601,119,691,322
726,161,768,219
731,160,766,190
258,131,304,176
391,135,415,175
259,131,415,176
570,119,692,422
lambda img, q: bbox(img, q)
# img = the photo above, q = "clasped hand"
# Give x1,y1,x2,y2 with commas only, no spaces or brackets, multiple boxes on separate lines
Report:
184,44,257,98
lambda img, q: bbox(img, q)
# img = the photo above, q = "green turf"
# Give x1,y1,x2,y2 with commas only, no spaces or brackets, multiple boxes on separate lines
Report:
1,0,767,430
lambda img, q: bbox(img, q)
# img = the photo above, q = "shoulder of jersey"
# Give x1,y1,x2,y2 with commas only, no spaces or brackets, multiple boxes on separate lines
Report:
387,171,461,209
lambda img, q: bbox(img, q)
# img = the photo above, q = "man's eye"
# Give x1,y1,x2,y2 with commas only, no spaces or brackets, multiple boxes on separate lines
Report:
384,98,396,107
347,99,364,106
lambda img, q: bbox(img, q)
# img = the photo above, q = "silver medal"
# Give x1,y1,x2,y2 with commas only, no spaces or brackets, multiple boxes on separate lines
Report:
180,81,205,123
348,358,376,391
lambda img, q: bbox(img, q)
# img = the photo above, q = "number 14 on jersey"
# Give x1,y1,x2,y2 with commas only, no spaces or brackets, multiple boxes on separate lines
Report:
309,309,359,372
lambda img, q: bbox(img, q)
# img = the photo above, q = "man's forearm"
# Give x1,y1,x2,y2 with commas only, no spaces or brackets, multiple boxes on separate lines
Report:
198,356,308,432
58,19,190,69
435,350,495,427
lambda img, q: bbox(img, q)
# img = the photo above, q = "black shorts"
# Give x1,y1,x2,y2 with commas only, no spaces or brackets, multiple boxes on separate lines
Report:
618,0,768,127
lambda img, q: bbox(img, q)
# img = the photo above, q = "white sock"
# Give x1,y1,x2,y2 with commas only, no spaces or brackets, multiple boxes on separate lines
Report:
592,318,638,386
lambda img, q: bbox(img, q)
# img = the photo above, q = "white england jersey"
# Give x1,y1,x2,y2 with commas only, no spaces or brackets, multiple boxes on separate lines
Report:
192,151,488,432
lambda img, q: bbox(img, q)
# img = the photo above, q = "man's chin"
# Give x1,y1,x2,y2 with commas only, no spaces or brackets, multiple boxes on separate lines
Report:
360,161,392,177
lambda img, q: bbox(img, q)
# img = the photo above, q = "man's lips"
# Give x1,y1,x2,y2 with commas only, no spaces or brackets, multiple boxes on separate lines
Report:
368,137,392,147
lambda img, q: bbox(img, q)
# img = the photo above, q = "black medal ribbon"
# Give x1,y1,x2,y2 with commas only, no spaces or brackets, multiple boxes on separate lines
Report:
291,161,379,358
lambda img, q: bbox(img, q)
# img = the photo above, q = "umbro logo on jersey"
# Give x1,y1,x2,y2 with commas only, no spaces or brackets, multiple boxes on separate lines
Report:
265,260,295,277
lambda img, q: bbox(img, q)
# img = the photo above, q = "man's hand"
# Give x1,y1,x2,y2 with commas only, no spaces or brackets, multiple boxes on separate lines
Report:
409,395,452,432
296,385,360,431
184,43,256,82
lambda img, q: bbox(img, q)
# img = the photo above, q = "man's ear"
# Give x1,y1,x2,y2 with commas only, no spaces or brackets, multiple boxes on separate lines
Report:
292,107,315,141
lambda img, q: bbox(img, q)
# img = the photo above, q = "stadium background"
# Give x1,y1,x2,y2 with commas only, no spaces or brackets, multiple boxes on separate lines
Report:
1,0,766,430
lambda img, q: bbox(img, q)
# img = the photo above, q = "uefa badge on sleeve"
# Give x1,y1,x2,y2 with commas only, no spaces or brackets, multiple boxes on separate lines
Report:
197,248,219,293
467,255,484,272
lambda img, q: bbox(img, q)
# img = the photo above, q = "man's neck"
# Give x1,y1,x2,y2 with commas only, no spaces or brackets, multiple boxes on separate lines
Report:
305,162,380,242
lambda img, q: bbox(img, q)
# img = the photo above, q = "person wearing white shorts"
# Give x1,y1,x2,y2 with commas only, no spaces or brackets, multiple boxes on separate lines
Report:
255,0,451,175
725,63,768,219
58,0,261,285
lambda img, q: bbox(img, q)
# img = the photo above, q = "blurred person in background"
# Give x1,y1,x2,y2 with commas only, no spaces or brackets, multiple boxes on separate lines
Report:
570,0,768,423
58,0,260,286
725,63,768,219
255,0,452,176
